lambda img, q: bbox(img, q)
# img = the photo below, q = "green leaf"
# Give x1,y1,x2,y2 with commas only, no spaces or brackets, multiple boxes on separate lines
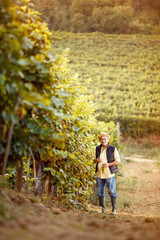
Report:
17,58,30,66
72,126,80,132
57,89,70,97
51,97,65,108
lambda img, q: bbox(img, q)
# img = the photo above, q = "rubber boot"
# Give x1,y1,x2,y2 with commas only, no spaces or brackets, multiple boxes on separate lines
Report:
99,197,105,213
111,198,117,215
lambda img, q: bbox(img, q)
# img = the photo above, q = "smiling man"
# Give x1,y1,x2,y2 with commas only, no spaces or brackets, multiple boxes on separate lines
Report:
93,132,120,214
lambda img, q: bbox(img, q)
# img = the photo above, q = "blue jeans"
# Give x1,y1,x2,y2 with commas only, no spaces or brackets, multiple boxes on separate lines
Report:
96,176,117,199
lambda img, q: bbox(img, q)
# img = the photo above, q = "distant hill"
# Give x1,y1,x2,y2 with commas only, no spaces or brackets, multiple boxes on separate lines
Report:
51,31,160,137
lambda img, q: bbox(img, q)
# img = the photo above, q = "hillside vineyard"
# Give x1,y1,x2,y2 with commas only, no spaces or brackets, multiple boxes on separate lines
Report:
51,32,160,136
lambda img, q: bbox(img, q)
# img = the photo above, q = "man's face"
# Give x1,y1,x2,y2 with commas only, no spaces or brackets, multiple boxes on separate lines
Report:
100,137,109,147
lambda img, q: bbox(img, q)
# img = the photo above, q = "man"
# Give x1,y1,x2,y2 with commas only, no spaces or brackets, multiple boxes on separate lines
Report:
93,132,120,214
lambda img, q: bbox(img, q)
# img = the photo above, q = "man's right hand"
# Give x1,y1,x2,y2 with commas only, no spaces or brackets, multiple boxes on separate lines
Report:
96,158,102,163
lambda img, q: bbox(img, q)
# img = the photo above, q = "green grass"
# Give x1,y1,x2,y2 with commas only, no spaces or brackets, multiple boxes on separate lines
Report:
123,201,131,208
143,169,152,173
123,142,160,161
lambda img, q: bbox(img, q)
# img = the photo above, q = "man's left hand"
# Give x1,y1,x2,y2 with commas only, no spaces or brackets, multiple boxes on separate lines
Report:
102,163,108,168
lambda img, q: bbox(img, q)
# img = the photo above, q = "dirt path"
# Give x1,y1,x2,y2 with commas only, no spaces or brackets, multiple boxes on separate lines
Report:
120,154,160,218
0,155,160,240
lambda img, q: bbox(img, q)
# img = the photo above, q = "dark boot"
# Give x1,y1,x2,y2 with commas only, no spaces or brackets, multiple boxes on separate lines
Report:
99,197,105,213
111,198,117,215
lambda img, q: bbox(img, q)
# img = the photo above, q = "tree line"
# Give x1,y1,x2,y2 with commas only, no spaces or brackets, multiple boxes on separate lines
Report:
29,0,160,34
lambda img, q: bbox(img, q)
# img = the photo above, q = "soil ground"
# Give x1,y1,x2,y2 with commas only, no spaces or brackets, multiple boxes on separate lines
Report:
0,154,160,240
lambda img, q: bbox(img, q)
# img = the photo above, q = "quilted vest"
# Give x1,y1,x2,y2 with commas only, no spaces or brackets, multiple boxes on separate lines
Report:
95,144,118,174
